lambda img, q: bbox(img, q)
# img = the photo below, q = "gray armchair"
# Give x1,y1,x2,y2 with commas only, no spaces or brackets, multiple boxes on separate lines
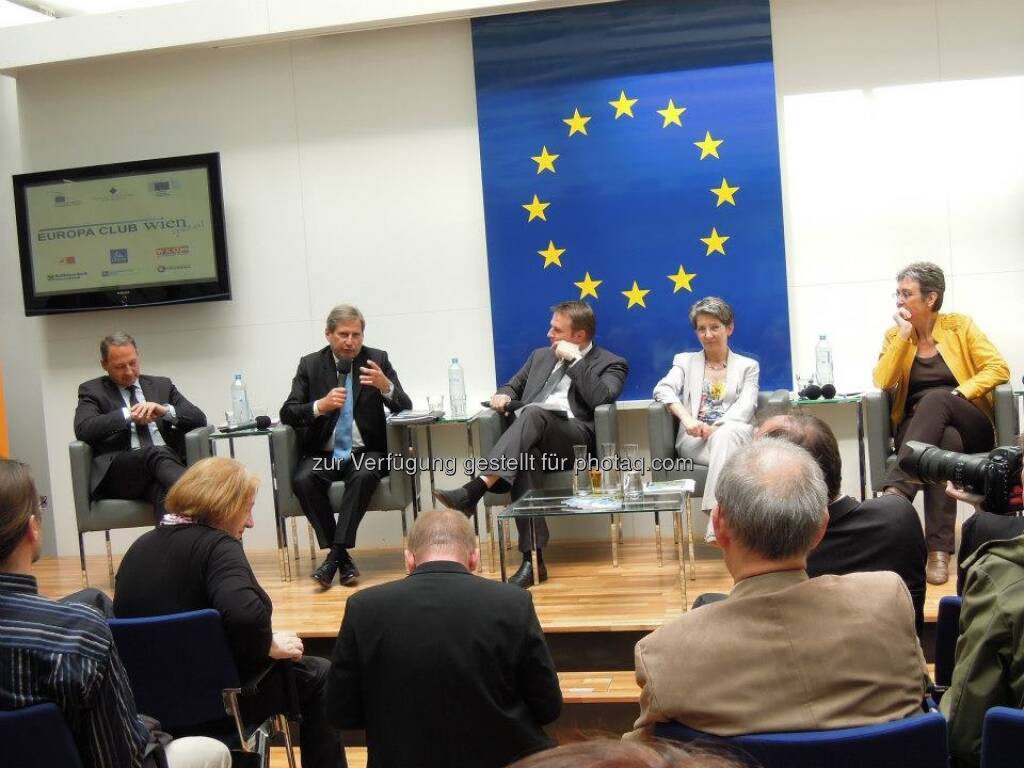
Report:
863,383,1019,495
269,422,418,581
69,425,214,587
476,403,619,556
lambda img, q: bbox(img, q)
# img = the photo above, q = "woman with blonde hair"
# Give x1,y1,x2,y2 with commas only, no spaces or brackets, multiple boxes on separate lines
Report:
114,457,346,768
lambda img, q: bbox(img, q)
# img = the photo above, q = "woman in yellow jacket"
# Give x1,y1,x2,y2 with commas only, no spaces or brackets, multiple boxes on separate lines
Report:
873,262,1008,585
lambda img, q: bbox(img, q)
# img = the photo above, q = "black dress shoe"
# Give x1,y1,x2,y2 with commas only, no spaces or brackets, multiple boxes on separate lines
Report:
433,487,476,515
337,559,359,587
311,558,338,589
508,557,548,589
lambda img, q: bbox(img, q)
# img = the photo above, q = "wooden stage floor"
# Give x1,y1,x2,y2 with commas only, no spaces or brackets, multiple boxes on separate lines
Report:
34,537,956,640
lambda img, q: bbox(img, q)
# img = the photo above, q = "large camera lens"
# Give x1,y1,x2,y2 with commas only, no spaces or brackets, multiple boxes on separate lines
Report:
898,440,990,495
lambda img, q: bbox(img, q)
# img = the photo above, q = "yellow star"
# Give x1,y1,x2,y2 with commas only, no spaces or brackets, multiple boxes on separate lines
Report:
531,146,559,174
563,108,591,137
622,280,651,309
694,130,724,159
574,272,602,299
537,241,566,268
709,178,740,206
608,90,638,119
700,227,730,256
667,265,697,293
522,195,550,222
657,99,686,128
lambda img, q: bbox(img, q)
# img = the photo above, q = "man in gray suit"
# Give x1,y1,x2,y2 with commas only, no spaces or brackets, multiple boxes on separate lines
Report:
74,332,207,519
628,439,927,738
434,300,628,588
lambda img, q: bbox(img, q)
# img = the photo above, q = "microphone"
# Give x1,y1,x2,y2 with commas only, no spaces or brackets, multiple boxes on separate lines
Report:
799,384,822,400
481,400,524,413
221,415,272,433
820,383,836,399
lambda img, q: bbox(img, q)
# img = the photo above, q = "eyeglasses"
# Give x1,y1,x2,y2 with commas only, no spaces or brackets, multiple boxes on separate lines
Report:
892,290,919,301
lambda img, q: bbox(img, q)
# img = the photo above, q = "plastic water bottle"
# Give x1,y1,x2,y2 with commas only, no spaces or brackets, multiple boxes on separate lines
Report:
230,373,251,425
448,358,466,418
815,335,834,387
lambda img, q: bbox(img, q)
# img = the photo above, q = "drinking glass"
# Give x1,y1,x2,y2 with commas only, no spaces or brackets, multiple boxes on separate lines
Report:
600,441,620,494
572,444,592,496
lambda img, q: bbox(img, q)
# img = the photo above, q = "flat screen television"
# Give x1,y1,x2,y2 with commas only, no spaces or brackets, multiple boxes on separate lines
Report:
12,152,230,316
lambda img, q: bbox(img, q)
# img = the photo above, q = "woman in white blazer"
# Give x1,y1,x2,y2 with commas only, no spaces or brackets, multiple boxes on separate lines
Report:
653,297,759,541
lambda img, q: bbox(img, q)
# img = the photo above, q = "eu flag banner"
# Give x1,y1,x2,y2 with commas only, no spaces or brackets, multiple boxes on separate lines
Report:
472,0,791,399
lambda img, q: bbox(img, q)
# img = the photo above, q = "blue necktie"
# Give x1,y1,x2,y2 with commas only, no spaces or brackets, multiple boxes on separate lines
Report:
333,372,354,462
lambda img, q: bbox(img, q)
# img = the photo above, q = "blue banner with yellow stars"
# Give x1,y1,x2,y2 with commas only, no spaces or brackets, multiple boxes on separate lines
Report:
472,0,791,399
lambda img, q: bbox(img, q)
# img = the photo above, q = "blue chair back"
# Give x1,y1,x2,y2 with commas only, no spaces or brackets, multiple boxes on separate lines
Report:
655,712,948,768
109,608,241,732
935,595,963,689
0,702,83,768
982,707,1024,768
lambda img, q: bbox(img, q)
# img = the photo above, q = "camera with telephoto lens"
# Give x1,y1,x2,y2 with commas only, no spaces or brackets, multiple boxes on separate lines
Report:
898,440,1024,514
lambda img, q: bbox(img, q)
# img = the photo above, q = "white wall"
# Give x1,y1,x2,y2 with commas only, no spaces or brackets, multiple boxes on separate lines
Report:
1,0,1022,556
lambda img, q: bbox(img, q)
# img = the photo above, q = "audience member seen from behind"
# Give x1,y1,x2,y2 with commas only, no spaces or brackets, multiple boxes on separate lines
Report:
508,739,743,768
758,413,927,634
653,296,759,543
873,262,1009,585
944,452,1024,593
628,440,928,738
0,459,230,768
112,457,346,768
327,509,562,768
941,439,1024,768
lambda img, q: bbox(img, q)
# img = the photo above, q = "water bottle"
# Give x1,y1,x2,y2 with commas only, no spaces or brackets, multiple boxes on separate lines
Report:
815,335,834,388
230,373,252,425
448,358,466,418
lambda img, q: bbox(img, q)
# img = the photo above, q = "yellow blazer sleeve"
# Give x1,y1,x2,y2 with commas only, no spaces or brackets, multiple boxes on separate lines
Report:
872,328,915,390
957,318,1009,402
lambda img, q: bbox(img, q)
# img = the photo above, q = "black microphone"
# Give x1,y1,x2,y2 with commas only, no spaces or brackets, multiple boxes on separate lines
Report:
221,415,272,433
336,358,352,377
820,383,836,399
799,384,822,400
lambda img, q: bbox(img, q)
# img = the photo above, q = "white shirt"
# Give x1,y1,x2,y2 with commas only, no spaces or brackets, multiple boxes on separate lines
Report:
313,353,396,452
117,382,175,449
540,342,593,419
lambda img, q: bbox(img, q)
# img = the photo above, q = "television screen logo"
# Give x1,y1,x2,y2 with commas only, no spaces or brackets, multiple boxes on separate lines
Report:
57,256,76,264
110,249,128,264
150,179,177,196
155,245,190,257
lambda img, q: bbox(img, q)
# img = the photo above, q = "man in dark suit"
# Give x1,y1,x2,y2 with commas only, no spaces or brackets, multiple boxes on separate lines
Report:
326,509,561,768
280,304,412,589
73,332,207,519
758,413,927,634
434,300,628,587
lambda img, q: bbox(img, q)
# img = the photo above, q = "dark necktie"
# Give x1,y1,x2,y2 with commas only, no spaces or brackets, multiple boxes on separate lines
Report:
127,385,154,448
534,361,567,404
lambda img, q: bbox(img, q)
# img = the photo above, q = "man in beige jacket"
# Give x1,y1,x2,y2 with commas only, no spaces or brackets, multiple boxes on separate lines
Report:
628,439,928,738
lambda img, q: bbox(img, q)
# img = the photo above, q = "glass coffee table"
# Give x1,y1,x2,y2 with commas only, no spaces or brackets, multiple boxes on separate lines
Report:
497,481,695,605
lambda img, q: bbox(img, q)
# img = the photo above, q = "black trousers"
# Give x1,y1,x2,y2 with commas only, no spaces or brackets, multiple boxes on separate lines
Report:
488,407,593,553
96,446,187,520
242,656,345,768
886,389,995,553
293,450,387,550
